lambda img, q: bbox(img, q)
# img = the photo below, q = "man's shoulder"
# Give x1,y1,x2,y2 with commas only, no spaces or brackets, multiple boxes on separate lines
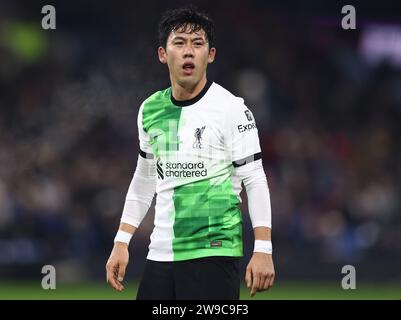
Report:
210,82,250,114
210,82,244,104
138,88,171,132
140,87,171,111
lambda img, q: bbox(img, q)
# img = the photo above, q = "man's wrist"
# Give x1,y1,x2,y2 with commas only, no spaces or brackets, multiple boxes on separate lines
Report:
253,240,272,254
114,230,133,245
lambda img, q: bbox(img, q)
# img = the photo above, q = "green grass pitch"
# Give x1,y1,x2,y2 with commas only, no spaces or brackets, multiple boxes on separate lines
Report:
0,282,400,300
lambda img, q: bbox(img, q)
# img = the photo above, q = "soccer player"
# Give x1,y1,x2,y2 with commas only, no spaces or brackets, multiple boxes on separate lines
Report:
106,6,275,300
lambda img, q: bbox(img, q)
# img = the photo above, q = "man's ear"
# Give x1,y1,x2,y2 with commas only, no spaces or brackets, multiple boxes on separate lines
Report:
158,46,167,64
208,47,216,64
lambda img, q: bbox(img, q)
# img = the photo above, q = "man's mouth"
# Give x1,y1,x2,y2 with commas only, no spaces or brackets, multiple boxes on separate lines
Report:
182,62,195,73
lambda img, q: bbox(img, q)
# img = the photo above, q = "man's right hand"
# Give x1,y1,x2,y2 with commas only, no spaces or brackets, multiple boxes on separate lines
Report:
106,242,129,291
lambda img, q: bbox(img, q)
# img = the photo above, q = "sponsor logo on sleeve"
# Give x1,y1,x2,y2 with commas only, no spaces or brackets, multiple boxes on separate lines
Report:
244,110,253,121
237,122,256,133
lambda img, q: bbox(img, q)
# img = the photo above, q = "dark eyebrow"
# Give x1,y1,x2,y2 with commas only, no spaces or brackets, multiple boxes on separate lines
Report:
172,36,186,41
171,36,206,42
192,37,206,42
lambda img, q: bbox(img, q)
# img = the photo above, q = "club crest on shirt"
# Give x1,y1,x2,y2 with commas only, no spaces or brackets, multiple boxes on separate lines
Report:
192,126,206,149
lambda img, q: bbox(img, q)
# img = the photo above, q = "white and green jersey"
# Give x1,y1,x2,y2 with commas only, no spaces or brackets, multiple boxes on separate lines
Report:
138,80,262,261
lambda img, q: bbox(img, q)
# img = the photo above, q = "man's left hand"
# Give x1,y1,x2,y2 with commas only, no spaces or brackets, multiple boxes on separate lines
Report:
245,252,275,297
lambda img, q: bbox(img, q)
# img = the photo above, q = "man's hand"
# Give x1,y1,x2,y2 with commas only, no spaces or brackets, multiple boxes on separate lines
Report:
245,252,275,297
106,242,129,292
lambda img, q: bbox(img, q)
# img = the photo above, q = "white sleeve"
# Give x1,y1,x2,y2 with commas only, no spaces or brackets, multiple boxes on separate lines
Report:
227,100,271,228
226,98,261,165
120,155,156,227
137,102,154,157
234,159,272,228
120,103,156,228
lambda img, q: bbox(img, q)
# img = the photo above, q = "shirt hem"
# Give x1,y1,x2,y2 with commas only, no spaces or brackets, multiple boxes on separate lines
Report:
147,248,243,262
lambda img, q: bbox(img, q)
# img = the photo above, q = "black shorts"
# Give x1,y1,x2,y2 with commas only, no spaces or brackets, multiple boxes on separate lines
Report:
136,256,240,300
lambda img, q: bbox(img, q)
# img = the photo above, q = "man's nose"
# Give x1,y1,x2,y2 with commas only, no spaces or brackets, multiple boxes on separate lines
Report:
183,44,195,58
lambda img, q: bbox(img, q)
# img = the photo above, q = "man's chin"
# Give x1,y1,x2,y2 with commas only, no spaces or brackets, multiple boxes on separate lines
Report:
177,77,200,89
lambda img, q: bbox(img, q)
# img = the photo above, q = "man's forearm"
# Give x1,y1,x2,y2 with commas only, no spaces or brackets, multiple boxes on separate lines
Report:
120,154,156,228
235,159,272,228
114,222,137,246
119,222,137,235
253,226,272,254
254,226,271,241
234,158,273,254
114,154,156,245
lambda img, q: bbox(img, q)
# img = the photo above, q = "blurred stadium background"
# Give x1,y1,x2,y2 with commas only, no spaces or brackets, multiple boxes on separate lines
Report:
0,0,401,299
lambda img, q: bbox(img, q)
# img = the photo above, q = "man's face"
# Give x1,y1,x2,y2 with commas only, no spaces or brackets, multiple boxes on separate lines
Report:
158,25,216,88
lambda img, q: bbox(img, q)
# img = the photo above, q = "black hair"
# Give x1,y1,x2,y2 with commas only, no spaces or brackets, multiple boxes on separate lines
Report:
158,5,215,49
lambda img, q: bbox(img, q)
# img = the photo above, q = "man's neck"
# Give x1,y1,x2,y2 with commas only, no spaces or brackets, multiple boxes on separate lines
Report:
171,76,207,101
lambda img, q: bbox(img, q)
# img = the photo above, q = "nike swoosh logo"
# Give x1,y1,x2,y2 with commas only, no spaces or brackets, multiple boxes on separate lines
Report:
152,133,163,139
